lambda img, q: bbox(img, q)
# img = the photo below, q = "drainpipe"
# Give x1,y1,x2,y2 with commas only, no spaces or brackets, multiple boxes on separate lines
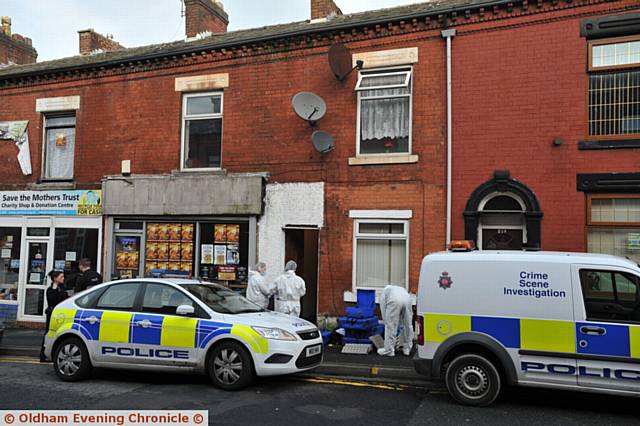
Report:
441,28,456,247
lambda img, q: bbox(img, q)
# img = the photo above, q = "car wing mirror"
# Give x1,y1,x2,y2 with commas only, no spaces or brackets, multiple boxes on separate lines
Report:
176,304,195,316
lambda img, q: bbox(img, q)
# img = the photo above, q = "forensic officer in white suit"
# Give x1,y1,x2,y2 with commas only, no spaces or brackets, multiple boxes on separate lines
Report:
272,260,306,317
378,284,413,357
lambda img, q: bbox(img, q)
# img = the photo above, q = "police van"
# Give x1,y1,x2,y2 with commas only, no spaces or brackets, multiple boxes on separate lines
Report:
43,279,323,390
414,244,640,406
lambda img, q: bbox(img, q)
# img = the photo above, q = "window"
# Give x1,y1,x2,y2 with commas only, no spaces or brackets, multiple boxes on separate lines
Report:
587,195,640,263
0,227,21,302
588,36,640,137
142,283,193,315
96,283,139,310
355,67,412,155
353,220,408,289
579,269,640,323
43,114,76,180
181,92,223,169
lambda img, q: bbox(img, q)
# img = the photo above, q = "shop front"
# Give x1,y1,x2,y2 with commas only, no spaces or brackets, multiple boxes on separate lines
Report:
102,174,263,292
0,190,102,324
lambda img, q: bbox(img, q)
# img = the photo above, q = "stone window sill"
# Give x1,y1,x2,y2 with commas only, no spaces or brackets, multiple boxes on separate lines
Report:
348,154,419,166
578,139,640,150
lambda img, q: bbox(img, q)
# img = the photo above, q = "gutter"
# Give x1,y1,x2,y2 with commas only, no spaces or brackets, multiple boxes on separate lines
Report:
442,28,456,247
1,0,521,80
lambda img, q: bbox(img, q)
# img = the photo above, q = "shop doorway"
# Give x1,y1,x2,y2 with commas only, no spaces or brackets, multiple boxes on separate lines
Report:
20,231,53,320
284,227,319,324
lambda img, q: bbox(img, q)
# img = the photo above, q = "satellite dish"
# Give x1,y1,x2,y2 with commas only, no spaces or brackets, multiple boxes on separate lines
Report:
312,131,335,154
292,92,327,126
328,43,364,81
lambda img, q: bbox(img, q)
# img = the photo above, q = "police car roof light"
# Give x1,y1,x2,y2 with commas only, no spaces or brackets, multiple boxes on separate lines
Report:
448,240,476,251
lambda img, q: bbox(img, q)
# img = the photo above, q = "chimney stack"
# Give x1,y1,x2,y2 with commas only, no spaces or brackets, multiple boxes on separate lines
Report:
1,16,11,36
184,0,228,38
310,0,342,21
78,29,124,55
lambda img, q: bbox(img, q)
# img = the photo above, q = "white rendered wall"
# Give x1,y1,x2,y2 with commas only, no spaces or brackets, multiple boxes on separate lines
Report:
257,182,324,284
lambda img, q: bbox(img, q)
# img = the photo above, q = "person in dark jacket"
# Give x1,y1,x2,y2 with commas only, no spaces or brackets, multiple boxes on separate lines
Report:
73,258,102,293
40,270,68,362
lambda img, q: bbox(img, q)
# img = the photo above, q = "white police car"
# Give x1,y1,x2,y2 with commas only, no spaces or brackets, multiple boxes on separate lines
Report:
43,278,323,390
414,245,640,406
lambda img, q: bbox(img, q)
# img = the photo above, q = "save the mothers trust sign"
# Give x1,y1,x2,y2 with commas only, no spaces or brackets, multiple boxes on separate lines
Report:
0,190,102,216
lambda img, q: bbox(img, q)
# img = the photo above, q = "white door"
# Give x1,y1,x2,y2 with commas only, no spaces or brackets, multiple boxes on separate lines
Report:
20,234,53,321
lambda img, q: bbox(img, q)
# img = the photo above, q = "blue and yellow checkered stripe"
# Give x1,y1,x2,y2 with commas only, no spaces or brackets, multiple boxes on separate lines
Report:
49,308,268,353
424,313,640,357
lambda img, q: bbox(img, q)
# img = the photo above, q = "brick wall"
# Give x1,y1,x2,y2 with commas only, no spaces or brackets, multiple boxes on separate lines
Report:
0,33,36,65
451,0,640,253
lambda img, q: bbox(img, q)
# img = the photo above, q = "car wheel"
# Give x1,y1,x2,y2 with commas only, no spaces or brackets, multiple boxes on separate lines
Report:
53,337,92,382
445,354,501,407
208,341,254,391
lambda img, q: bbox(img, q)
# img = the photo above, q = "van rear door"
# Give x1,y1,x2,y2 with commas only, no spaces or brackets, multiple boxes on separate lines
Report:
572,264,640,392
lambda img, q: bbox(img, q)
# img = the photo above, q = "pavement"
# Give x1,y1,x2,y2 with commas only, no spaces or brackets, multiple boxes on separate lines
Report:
0,327,427,385
0,359,638,425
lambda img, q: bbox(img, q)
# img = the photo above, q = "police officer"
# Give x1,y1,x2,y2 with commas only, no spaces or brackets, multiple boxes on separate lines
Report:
40,270,68,362
74,258,103,293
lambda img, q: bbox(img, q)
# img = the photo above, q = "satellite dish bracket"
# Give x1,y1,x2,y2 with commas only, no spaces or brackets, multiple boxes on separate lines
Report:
338,60,364,81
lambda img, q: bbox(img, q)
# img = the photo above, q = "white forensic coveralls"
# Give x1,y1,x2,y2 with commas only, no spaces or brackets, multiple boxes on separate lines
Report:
273,263,306,317
246,270,271,309
379,285,414,356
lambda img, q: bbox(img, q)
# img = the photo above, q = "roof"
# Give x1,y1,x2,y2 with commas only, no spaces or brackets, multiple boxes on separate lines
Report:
424,250,640,269
0,0,502,79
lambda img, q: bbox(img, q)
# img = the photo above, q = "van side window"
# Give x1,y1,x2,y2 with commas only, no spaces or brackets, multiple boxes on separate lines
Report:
579,269,640,323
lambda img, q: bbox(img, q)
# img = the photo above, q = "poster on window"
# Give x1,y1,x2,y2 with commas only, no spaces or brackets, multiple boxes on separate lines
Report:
214,245,226,265
226,224,240,243
218,266,237,281
226,245,240,265
627,233,640,250
214,224,227,243
201,244,213,264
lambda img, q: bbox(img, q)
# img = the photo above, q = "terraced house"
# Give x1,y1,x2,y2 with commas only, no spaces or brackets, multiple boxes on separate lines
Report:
0,0,638,326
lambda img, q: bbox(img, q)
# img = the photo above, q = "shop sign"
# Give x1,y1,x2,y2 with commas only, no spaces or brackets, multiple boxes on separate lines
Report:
0,190,102,216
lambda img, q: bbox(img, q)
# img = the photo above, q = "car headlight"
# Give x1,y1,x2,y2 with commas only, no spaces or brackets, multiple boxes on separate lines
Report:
252,326,297,341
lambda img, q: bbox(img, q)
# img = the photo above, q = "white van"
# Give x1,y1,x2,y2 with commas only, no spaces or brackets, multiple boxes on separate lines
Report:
414,248,640,406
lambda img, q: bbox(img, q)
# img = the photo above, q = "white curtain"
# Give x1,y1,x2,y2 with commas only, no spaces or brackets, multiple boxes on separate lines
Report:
45,127,75,179
360,90,410,141
356,239,406,288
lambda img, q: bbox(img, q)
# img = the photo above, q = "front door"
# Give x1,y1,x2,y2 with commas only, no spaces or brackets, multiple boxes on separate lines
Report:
21,236,53,320
284,227,319,324
573,265,640,392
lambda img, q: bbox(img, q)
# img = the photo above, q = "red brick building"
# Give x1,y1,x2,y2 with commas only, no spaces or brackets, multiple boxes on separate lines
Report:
0,16,37,66
0,0,638,326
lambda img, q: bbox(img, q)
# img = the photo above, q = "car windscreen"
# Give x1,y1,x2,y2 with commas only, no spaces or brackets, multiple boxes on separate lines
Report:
180,283,265,314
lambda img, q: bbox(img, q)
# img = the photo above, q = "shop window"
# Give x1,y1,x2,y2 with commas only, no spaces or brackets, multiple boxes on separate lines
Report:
144,223,194,278
198,222,249,290
43,114,76,180
0,228,21,302
588,36,640,137
181,92,223,170
587,195,640,263
478,193,526,250
579,269,640,323
353,220,408,289
355,67,412,155
53,228,99,283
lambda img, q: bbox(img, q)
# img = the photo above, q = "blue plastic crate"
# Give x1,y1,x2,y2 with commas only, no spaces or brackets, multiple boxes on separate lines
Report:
338,316,379,330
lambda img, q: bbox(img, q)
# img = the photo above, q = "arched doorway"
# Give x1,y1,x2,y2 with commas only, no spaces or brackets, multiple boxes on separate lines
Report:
464,171,543,250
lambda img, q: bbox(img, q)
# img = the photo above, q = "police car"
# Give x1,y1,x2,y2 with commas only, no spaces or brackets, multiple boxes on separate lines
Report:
414,243,640,406
43,278,323,390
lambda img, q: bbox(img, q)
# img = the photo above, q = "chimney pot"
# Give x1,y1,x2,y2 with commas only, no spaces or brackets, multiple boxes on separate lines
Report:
1,16,11,36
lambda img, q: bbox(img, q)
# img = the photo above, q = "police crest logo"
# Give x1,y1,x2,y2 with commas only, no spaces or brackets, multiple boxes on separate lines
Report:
438,272,453,290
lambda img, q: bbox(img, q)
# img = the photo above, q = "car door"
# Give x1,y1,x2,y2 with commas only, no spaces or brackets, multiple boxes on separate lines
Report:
129,282,201,366
573,265,640,392
90,282,141,363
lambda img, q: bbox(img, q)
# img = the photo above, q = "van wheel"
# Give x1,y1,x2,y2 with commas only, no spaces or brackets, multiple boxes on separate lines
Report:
208,341,254,391
445,354,501,407
53,337,92,382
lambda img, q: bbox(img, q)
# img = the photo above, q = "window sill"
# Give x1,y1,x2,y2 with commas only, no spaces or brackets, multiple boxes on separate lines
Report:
30,181,76,190
348,154,419,166
0,300,19,305
579,139,640,150
343,290,416,305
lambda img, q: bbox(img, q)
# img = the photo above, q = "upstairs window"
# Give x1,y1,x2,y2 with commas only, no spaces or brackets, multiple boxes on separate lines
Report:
588,36,640,137
181,92,223,170
355,67,412,155
43,114,75,180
